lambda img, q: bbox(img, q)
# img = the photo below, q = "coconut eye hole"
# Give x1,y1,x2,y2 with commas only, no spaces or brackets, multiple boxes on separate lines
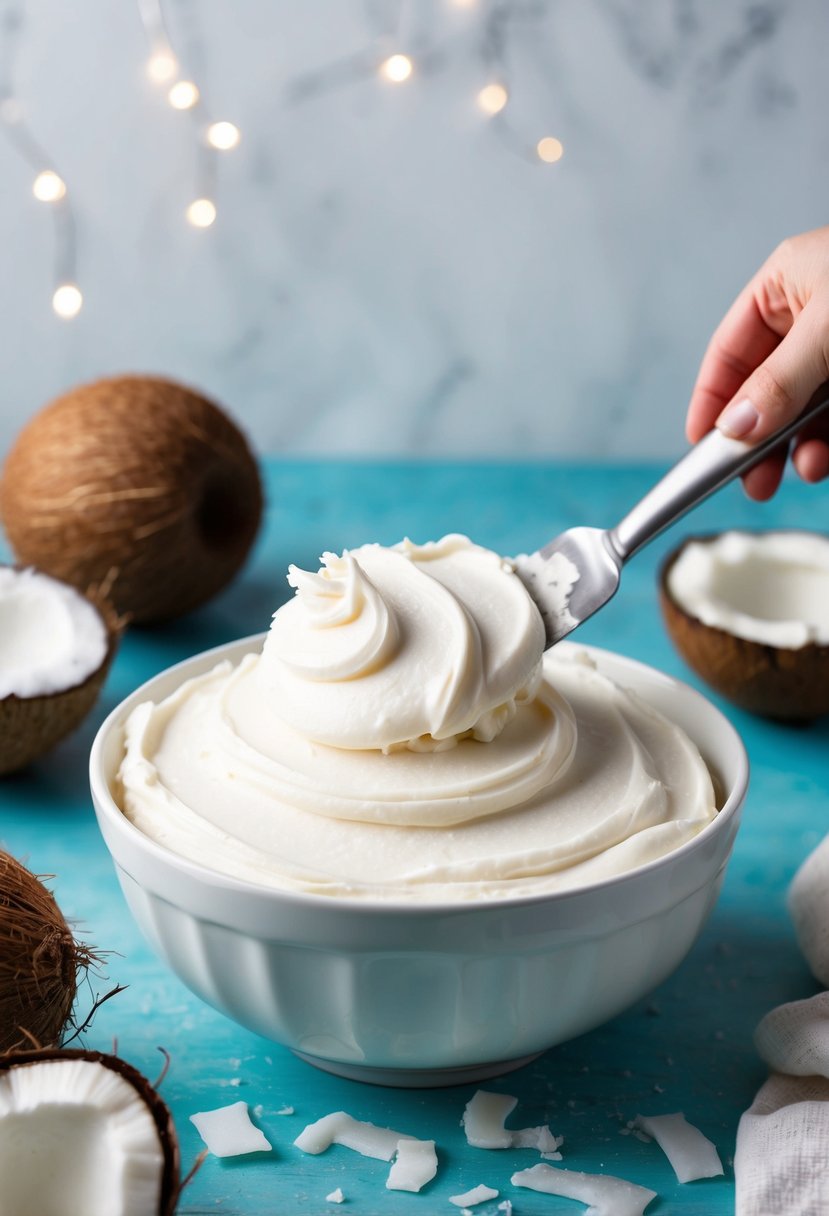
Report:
197,470,253,552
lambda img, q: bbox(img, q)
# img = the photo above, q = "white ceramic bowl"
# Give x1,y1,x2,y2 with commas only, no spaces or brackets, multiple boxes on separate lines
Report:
90,637,748,1087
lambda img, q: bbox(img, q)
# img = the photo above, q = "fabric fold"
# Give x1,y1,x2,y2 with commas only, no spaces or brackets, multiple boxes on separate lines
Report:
735,835,829,1215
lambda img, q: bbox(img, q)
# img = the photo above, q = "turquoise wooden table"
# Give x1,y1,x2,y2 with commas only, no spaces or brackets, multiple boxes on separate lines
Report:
1,459,827,1215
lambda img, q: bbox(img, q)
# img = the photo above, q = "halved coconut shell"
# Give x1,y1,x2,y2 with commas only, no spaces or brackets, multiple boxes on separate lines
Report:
660,533,829,721
0,1048,179,1215
0,570,120,775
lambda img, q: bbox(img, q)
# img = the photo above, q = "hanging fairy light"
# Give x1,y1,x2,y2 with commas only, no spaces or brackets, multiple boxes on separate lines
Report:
284,5,563,168
185,198,216,228
379,53,414,84
138,0,240,228
536,136,564,163
146,48,177,84
167,80,200,110
206,121,240,151
477,83,508,116
0,1,82,318
32,169,67,202
52,283,83,319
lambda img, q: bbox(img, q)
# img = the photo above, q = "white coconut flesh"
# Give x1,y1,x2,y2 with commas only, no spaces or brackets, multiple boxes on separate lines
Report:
667,531,829,649
0,567,107,700
0,1059,165,1216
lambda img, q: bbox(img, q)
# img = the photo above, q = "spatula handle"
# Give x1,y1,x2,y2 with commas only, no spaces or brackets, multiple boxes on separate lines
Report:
608,386,829,562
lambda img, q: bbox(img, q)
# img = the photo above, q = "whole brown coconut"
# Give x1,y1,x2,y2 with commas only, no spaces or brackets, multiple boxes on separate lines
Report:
0,851,94,1053
660,534,829,721
0,376,263,623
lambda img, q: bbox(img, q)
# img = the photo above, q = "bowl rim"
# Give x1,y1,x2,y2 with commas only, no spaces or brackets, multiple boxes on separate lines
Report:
90,634,749,917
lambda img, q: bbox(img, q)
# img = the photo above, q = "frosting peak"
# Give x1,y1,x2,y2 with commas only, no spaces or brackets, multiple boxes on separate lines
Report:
259,535,546,753
276,553,399,682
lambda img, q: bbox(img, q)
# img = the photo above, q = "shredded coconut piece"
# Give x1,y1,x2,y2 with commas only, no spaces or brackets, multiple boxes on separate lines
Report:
325,1188,345,1204
189,1101,272,1157
512,1125,564,1153
277,1105,295,1115
462,1090,562,1155
462,1091,517,1148
449,1183,499,1207
386,1138,437,1192
294,1111,412,1161
295,1109,435,1190
512,1163,656,1216
634,1113,723,1183
497,1202,512,1215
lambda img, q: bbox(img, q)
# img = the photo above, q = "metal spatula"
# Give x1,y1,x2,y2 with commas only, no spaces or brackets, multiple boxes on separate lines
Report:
513,389,829,650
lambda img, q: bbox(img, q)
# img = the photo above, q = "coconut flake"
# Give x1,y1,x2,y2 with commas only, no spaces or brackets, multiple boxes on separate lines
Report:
462,1090,562,1155
463,1091,518,1148
0,567,107,699
633,1113,723,1183
512,1163,657,1216
295,1110,436,1191
190,1100,272,1157
326,1187,345,1203
294,1111,414,1161
386,1138,438,1192
512,1125,564,1154
449,1183,500,1206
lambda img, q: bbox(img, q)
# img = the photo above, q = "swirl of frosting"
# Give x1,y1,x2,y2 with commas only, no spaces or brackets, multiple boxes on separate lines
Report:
276,553,398,682
258,534,546,753
119,534,718,886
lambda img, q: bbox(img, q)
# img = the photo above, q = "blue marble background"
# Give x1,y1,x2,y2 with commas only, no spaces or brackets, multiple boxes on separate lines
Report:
0,0,827,458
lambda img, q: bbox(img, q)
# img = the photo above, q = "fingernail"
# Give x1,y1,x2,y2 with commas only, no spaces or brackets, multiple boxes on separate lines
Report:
716,398,760,439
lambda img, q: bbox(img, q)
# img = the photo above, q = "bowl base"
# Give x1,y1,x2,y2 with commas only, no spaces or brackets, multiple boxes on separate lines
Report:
291,1048,545,1089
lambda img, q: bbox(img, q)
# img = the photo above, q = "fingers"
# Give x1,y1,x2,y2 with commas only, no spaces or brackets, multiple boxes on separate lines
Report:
686,285,785,444
793,411,829,482
715,305,829,443
741,446,789,502
793,437,829,482
687,229,829,498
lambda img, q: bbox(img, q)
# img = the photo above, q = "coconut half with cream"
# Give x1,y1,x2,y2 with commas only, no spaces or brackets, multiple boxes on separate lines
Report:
0,1049,179,1215
0,566,117,774
660,531,829,720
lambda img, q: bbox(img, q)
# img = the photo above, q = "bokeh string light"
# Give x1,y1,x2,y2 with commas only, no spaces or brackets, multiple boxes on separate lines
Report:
0,0,82,318
286,0,564,167
137,0,239,228
1,0,561,321
470,0,565,165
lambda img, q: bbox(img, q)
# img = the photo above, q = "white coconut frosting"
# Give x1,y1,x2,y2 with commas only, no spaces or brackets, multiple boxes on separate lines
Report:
667,531,829,649
118,535,716,901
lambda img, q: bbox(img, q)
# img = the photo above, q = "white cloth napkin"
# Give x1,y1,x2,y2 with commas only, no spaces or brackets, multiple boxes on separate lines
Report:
735,833,829,1214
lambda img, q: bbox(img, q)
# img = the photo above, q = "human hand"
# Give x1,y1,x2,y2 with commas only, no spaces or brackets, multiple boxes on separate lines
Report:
686,226,829,500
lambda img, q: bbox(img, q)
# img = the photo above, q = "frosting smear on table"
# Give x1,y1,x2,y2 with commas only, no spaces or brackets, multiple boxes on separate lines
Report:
119,535,717,901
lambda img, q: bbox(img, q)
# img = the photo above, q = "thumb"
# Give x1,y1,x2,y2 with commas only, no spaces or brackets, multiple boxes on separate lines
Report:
715,305,829,442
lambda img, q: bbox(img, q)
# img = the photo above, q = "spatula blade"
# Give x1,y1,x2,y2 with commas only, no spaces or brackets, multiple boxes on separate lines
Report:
513,527,623,650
